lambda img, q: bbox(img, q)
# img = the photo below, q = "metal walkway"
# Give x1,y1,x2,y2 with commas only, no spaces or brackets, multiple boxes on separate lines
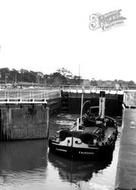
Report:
0,88,61,104
0,85,124,104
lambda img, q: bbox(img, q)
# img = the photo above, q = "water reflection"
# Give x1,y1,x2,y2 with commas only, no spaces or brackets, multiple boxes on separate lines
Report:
0,140,48,186
0,113,121,190
48,151,113,184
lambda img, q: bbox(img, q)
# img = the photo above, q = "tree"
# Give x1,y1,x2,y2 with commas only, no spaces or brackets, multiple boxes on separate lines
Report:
0,68,10,83
128,80,136,89
90,78,97,86
57,68,73,79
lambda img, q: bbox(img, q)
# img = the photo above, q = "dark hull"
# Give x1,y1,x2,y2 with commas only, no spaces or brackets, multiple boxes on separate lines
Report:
49,139,115,160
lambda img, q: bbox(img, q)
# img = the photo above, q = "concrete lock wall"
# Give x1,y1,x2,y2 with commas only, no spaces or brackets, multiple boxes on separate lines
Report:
0,104,49,140
61,92,123,116
0,91,123,141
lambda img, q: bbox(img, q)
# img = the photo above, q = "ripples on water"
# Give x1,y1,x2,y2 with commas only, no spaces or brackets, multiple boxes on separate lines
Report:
0,114,121,190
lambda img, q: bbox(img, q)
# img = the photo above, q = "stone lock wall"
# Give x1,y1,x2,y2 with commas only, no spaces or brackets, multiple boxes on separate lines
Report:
0,104,49,140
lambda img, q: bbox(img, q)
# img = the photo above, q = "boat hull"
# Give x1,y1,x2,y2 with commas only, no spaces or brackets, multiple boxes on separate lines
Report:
49,139,115,160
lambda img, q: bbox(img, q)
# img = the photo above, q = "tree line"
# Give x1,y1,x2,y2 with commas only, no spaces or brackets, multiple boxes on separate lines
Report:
0,67,136,89
0,67,81,86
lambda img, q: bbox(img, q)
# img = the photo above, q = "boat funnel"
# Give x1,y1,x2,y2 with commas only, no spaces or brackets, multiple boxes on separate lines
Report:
99,91,106,119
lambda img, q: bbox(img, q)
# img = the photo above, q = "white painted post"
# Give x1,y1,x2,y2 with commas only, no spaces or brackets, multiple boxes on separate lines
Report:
99,91,106,119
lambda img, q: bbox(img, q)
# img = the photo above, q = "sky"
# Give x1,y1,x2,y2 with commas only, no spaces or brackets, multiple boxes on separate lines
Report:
0,0,136,81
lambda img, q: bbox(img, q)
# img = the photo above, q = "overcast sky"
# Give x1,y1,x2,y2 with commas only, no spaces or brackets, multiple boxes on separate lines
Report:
0,0,135,81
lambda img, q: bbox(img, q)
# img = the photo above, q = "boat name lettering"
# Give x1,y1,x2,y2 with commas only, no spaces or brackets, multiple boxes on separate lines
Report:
79,151,94,155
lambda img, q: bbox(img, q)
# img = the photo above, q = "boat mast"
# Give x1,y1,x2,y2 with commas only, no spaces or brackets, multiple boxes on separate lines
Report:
80,86,84,125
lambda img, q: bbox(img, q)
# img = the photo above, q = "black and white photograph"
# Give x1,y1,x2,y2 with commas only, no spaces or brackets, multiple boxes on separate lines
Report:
0,0,135,189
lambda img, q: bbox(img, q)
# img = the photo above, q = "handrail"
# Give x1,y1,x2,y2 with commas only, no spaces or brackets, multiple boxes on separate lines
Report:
0,88,61,103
